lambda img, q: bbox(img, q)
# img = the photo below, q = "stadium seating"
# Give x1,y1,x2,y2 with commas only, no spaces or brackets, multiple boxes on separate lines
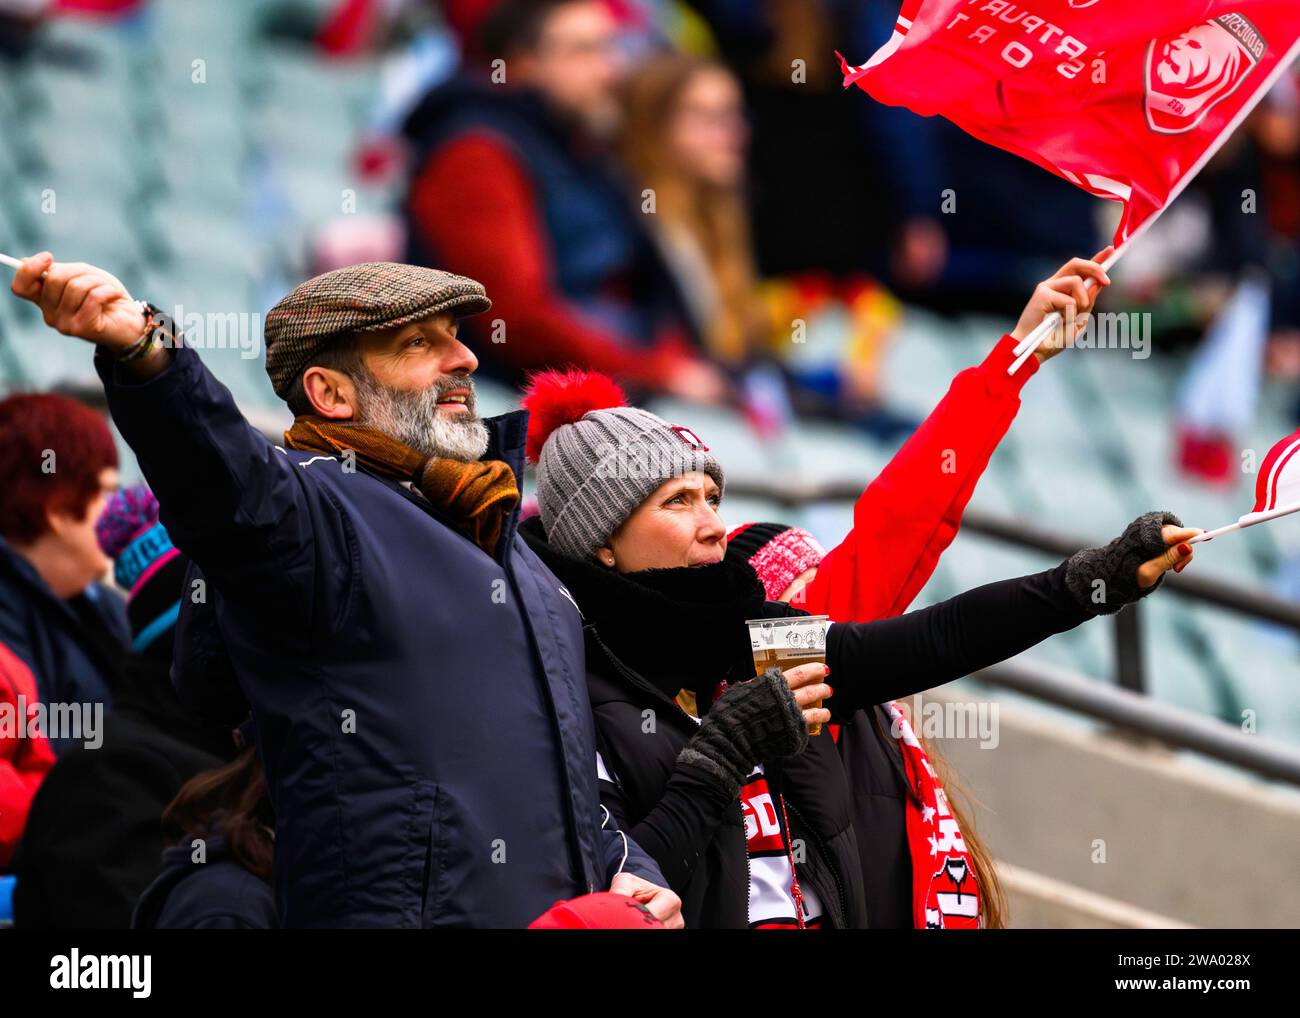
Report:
0,0,1294,753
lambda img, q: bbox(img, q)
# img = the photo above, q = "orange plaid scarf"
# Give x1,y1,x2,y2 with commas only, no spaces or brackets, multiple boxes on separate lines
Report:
285,416,520,558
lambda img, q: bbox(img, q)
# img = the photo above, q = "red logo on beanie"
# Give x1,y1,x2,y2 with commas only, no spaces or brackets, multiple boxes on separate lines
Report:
671,426,709,451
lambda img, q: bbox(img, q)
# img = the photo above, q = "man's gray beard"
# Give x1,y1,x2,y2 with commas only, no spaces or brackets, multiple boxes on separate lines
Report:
352,370,490,462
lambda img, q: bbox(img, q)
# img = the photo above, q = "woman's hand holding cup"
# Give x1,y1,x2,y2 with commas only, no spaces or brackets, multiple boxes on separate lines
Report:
782,662,832,735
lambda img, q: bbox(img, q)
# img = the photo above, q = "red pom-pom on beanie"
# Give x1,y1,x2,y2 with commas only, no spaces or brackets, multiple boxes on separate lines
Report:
520,369,627,464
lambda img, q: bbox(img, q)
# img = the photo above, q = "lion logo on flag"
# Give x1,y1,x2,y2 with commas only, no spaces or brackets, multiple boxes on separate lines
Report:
1145,14,1268,135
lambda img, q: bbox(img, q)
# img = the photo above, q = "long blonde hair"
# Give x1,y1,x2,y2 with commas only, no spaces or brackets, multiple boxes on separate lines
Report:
618,54,765,365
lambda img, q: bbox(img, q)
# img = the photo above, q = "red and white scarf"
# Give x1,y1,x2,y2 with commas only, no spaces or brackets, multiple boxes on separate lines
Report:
881,702,981,929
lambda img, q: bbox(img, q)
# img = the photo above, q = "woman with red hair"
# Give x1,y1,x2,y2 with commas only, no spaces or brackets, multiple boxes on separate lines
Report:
0,393,127,751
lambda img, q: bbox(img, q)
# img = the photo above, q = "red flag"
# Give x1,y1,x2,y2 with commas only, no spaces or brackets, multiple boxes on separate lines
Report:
316,0,382,57
51,0,145,15
839,1,1300,248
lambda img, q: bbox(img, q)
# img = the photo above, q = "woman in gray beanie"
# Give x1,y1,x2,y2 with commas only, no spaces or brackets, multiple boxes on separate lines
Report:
518,368,1197,929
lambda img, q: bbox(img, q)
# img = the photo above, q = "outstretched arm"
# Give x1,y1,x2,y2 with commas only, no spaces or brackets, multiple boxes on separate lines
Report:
826,513,1198,713
806,335,1036,621
10,254,342,624
805,252,1114,622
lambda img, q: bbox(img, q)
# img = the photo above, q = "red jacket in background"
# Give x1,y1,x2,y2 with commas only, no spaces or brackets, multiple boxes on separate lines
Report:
408,133,697,390
0,642,55,871
803,334,1039,622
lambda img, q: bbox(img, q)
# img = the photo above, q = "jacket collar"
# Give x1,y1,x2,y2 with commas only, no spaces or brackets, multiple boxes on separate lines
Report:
483,408,528,488
483,408,529,559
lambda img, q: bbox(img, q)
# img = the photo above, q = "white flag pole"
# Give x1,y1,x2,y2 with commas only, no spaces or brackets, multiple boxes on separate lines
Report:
1188,500,1300,544
1007,33,1300,376
1006,245,1126,375
1189,520,1242,544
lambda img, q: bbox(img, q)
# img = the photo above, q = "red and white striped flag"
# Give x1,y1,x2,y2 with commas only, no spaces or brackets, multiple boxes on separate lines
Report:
1192,427,1300,543
1254,428,1300,515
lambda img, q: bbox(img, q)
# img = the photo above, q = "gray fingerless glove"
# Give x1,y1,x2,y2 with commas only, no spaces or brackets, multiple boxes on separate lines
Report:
1064,510,1182,616
676,667,809,799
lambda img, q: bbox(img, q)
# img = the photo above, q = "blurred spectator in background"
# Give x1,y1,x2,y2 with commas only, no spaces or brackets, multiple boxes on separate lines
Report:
132,742,277,930
681,1,1095,308
687,0,888,284
619,53,760,368
1170,83,1296,486
0,394,125,747
1256,66,1300,422
1175,266,1272,486
0,643,54,873
403,0,727,400
618,52,913,439
13,486,238,929
0,0,45,59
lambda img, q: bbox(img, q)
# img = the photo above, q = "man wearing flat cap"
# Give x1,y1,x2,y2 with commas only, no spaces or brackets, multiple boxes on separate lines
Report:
10,252,680,928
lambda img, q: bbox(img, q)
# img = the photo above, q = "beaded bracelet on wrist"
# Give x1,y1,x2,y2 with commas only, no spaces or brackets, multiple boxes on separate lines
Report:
114,301,168,363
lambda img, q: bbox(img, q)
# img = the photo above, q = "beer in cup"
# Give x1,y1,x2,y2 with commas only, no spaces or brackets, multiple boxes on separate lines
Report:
745,615,829,736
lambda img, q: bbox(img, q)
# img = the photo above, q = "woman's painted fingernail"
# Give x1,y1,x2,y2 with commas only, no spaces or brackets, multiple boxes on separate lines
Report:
825,686,834,696
823,666,831,677
1178,543,1191,557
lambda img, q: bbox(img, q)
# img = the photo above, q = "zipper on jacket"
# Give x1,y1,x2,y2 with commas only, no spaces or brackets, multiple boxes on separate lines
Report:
781,795,850,930
508,560,594,892
741,799,752,927
586,626,701,729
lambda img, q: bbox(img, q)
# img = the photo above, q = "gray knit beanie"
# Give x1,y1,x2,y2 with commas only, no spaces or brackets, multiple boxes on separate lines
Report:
523,371,725,562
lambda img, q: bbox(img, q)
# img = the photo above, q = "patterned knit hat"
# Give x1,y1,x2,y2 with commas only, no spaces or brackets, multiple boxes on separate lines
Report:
725,522,826,601
96,485,188,658
522,370,725,562
263,261,492,399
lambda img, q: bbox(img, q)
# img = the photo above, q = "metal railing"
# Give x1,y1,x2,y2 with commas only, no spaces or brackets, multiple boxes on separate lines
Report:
960,505,1300,696
974,659,1300,786
726,479,1300,785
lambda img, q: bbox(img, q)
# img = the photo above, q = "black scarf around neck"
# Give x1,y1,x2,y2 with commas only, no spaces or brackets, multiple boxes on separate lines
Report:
519,517,768,699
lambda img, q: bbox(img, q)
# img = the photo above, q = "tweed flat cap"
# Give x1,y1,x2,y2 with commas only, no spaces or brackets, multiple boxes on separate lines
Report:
264,262,491,398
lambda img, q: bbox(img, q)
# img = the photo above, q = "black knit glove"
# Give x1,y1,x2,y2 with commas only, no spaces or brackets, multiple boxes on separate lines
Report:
676,667,809,799
1064,511,1182,616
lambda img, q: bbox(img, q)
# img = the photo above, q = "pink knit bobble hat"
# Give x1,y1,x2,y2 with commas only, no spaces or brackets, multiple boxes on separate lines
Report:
724,522,827,601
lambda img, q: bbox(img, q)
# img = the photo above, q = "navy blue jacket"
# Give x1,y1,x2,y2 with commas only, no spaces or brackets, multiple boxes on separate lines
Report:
95,344,663,927
132,832,277,930
0,539,127,753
